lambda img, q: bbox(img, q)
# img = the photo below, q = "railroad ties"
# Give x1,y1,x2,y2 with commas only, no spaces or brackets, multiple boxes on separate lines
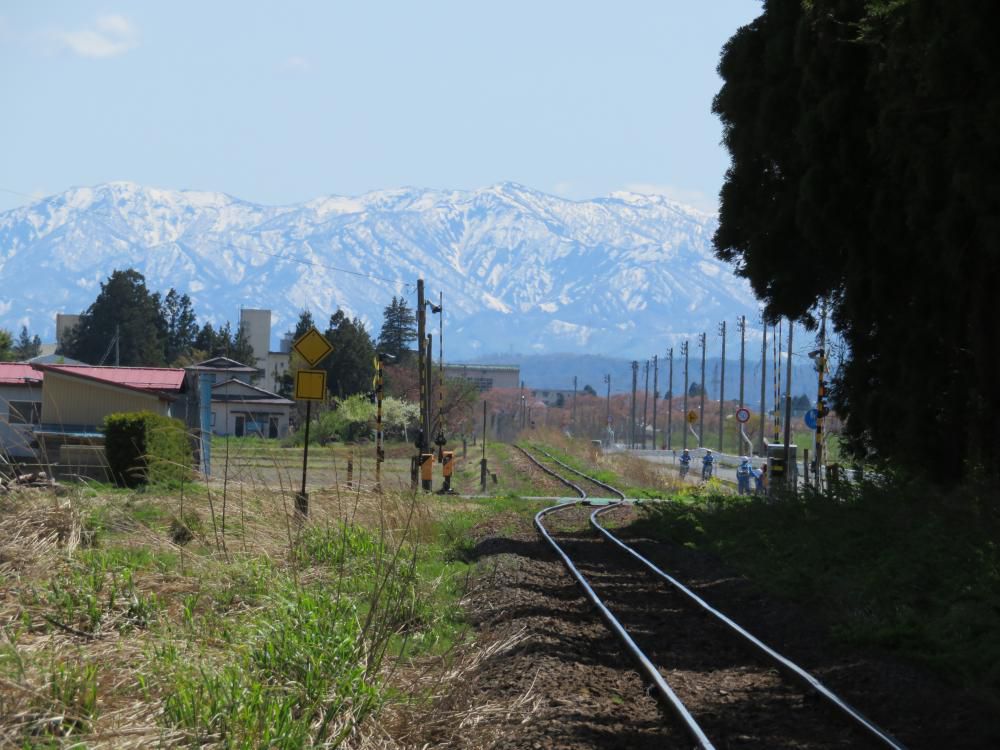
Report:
515,444,905,750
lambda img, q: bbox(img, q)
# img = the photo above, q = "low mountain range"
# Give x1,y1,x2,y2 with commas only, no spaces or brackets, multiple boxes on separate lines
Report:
0,181,763,359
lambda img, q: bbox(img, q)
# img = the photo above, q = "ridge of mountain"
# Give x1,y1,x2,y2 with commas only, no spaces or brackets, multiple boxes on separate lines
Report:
0,181,761,358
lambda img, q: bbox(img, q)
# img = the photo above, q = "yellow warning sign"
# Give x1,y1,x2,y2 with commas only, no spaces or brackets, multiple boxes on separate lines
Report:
292,327,333,367
294,369,327,401
686,410,698,424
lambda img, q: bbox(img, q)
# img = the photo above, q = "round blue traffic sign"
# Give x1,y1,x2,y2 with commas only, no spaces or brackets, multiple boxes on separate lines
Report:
804,408,819,430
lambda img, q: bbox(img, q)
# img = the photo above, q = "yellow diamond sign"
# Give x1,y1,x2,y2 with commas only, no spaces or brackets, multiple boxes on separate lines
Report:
295,369,327,401
292,327,333,367
687,410,698,424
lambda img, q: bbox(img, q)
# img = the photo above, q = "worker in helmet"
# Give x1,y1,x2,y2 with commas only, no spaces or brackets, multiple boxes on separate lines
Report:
736,455,753,495
679,448,692,479
701,449,715,480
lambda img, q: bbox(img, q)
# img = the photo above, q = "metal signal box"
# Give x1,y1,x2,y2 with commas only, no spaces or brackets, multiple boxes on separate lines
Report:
442,451,455,477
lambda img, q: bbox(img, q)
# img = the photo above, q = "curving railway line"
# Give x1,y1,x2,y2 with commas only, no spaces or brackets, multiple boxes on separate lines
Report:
514,443,906,750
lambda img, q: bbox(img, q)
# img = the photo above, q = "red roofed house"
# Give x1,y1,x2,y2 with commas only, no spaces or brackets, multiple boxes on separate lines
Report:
28,363,187,464
0,363,44,460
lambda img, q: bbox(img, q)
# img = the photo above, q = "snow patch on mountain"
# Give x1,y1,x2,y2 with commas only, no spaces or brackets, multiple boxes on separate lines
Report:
0,181,762,358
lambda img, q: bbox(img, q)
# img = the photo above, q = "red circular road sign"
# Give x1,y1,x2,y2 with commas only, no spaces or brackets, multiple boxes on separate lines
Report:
736,407,751,423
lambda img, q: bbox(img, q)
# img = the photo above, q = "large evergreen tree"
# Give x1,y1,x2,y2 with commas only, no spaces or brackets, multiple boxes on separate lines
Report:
377,296,417,361
12,326,41,360
713,0,1000,482
0,329,13,362
323,310,376,398
163,289,199,364
61,269,168,366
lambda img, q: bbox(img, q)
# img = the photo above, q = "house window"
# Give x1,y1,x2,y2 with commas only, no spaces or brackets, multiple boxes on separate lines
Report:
8,401,41,425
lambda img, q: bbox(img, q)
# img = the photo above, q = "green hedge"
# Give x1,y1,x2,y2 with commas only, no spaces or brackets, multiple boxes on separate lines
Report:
104,411,193,487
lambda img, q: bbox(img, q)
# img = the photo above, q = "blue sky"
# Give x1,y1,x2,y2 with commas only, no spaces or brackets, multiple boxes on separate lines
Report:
0,1,761,214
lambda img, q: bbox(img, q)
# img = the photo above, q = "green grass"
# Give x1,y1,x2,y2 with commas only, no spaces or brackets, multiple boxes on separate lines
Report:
630,478,1000,705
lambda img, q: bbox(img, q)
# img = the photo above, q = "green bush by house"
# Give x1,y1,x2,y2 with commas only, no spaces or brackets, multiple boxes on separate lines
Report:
104,412,193,487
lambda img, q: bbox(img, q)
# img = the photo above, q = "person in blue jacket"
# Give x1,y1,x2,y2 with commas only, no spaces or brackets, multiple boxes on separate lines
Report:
736,455,753,495
678,448,692,478
701,449,715,480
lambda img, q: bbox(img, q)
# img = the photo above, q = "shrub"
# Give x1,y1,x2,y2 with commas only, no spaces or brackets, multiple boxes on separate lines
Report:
104,412,193,487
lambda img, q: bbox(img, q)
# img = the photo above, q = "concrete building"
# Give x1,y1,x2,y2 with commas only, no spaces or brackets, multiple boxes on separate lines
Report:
238,308,291,393
55,314,80,349
442,363,520,392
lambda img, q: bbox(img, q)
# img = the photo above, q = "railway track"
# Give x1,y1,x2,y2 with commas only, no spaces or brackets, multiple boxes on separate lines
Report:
514,444,905,750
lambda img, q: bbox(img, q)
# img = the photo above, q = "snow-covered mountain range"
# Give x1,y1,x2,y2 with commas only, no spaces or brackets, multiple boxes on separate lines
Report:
0,182,762,358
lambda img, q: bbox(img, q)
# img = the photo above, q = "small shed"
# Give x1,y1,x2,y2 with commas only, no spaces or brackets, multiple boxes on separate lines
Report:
28,364,186,461
0,363,44,460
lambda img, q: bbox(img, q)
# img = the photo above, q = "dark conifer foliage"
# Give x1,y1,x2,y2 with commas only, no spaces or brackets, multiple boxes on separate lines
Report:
713,0,1000,482
377,296,417,362
61,269,168,366
13,326,41,360
163,289,199,364
323,310,376,398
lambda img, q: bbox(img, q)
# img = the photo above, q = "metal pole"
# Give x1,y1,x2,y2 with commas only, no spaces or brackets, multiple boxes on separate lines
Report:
667,348,673,451
481,400,488,490
760,318,767,456
297,400,311,516
642,360,650,449
416,279,427,454
783,321,794,487
698,332,706,447
573,375,577,423
682,341,689,450
773,322,781,443
375,355,383,491
426,334,434,451
604,374,611,440
738,315,746,410
630,361,638,448
815,301,828,492
718,321,727,453
651,354,659,450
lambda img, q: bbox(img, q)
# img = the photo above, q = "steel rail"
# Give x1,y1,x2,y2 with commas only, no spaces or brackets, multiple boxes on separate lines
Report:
512,444,587,498
528,445,626,500
533,500,715,749
589,504,908,750
522,443,906,749
516,444,715,748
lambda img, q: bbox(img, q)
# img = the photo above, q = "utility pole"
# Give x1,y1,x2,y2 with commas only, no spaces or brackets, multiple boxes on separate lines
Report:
651,354,659,450
604,374,611,442
737,316,746,409
114,323,119,367
774,321,781,444
814,301,828,492
642,360,650,449
682,341,689,450
667,348,673,451
718,320,727,453
698,332,707,447
630,361,639,449
783,321,794,487
759,316,768,456
572,375,577,424
520,380,525,429
417,279,428,455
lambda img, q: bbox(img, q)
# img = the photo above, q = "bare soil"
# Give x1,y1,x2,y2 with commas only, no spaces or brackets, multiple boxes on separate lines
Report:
407,505,1000,749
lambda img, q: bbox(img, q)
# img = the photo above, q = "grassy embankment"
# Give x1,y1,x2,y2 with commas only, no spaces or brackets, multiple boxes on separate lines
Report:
0,441,539,748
